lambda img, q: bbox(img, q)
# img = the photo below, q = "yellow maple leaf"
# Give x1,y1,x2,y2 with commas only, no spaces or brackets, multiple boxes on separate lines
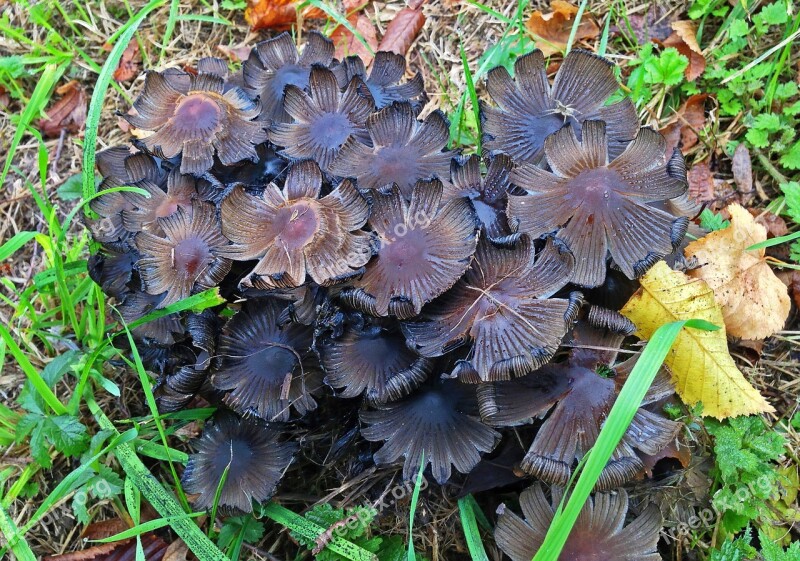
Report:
621,261,774,419
684,204,790,339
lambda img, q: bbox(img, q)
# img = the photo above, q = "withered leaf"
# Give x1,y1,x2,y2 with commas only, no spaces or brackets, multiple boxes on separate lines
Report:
217,42,253,62
687,161,715,203
38,80,86,138
663,21,706,81
245,0,326,31
526,0,599,56
43,533,168,561
113,40,141,83
661,93,707,154
732,143,753,195
378,6,426,56
331,13,378,65
684,204,791,340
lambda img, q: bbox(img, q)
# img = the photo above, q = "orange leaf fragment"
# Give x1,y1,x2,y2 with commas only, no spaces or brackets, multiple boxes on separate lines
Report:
37,80,86,138
526,0,599,56
113,40,141,83
378,6,426,56
331,13,378,65
244,0,326,31
663,20,706,81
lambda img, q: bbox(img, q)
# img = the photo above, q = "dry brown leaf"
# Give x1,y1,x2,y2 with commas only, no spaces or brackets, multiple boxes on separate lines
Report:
638,438,692,479
732,143,753,195
621,261,774,419
113,40,141,83
217,42,253,62
331,13,378,65
378,6,426,56
38,80,86,138
526,0,599,56
43,534,168,561
777,270,800,309
615,3,675,43
162,540,190,561
245,0,365,31
687,161,716,203
663,21,706,81
752,209,788,238
0,85,9,108
661,93,707,154
684,204,791,339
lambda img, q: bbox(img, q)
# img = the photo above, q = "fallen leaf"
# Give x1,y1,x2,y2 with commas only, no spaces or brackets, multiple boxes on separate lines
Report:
378,5,426,56
687,161,716,202
526,0,599,56
217,42,253,62
113,40,141,83
43,533,168,561
0,85,9,108
638,437,692,479
331,13,378,65
614,3,675,43
752,209,788,238
684,204,791,340
665,21,705,80
777,270,800,309
732,143,753,195
245,0,325,31
621,261,775,419
661,93,707,154
162,540,190,561
38,80,86,138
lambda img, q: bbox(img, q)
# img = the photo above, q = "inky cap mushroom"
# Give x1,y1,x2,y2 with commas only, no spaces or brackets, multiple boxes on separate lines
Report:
403,237,582,382
320,320,433,403
122,168,197,233
126,69,267,175
243,31,335,123
136,201,232,307
508,121,689,288
329,102,456,199
270,66,373,172
482,49,639,165
219,160,373,289
211,299,322,422
182,413,296,512
340,180,479,318
332,52,425,110
360,378,501,484
495,483,663,561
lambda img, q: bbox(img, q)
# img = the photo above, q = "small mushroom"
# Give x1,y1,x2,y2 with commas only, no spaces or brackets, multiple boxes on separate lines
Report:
270,66,373,172
329,102,456,199
182,412,296,513
211,299,322,422
122,168,198,234
360,378,501,484
483,49,639,165
332,52,425,110
219,160,373,289
340,179,479,318
508,121,689,288
403,237,582,382
495,483,663,561
135,201,232,307
243,31,335,123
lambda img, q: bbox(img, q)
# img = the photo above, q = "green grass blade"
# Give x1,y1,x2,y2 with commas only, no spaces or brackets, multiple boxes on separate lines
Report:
746,229,800,250
83,0,166,204
0,232,37,261
407,452,425,561
564,0,589,54
93,513,205,542
460,43,482,155
531,319,719,561
160,0,180,62
304,0,375,56
0,502,36,561
458,495,489,561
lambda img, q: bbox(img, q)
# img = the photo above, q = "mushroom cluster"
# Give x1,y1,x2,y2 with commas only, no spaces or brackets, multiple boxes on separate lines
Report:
88,31,689,556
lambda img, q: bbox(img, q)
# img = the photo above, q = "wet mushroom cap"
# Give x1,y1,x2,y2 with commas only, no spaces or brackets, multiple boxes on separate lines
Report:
122,168,198,234
360,378,501,484
219,160,373,289
332,51,425,110
403,237,582,382
211,299,322,422
339,180,479,318
508,121,689,288
495,483,663,561
482,49,639,165
329,102,456,199
182,413,296,512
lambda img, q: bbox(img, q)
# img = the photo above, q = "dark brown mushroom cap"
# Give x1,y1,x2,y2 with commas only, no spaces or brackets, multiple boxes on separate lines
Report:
209,143,287,190
243,31,335,124
211,299,322,422
495,483,663,561
332,52,425,110
476,366,570,425
329,102,456,199
360,378,501,484
122,168,198,234
135,201,232,307
182,413,296,513
340,180,479,318
482,49,639,165
219,160,373,289
446,154,514,241
504,352,681,491
125,70,267,176
319,320,432,403
269,66,373,172
117,290,184,345
403,237,582,382
508,121,689,288
87,245,137,299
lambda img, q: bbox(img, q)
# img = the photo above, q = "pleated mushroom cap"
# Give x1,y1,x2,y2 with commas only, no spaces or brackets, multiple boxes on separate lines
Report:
219,160,373,289
329,102,456,199
495,483,663,561
211,299,322,422
360,378,501,484
508,121,689,287
340,180,479,318
122,168,198,234
332,51,425,110
483,49,639,165
403,237,582,382
182,413,296,513
125,69,267,175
